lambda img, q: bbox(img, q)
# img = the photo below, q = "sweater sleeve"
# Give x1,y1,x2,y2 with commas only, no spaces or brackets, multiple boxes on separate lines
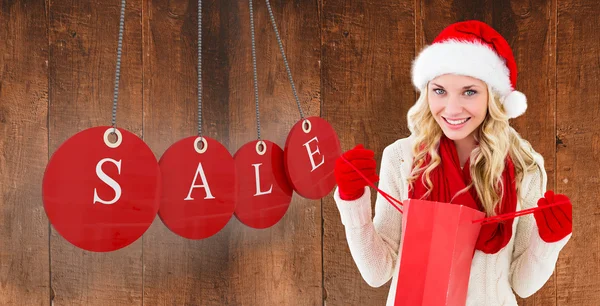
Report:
333,143,405,287
509,159,571,298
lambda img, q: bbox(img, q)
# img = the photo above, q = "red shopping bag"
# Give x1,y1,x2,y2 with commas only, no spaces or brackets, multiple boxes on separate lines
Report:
393,199,484,306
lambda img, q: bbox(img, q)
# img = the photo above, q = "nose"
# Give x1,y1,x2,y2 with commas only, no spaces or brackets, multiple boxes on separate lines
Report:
444,95,463,116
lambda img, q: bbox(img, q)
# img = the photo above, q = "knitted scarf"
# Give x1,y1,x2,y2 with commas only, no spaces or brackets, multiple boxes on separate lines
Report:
410,135,517,254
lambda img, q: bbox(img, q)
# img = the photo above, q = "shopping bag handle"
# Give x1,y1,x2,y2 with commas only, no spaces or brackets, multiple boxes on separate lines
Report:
472,200,570,224
341,156,571,222
341,156,403,213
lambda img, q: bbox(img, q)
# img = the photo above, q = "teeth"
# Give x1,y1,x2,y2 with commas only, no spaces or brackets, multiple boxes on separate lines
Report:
446,117,468,125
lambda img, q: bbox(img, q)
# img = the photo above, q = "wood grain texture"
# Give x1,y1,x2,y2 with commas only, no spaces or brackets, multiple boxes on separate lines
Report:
143,0,322,305
226,0,322,305
321,0,415,304
142,0,233,304
48,0,144,304
556,0,600,304
499,1,558,304
0,1,50,305
1,0,599,305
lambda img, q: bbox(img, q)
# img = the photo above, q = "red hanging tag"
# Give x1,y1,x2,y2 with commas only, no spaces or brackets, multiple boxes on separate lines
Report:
234,140,293,229
42,126,161,252
284,117,342,199
158,136,235,239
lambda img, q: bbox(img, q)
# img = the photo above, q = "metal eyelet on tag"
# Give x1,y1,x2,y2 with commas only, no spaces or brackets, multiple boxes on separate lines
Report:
302,119,312,133
103,128,122,148
194,136,208,154
256,140,267,155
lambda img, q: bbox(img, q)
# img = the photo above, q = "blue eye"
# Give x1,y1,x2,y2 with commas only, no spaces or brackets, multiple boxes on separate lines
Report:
434,88,445,95
465,90,477,96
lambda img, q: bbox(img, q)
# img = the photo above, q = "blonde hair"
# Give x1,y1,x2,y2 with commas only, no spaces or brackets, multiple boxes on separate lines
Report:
406,84,538,216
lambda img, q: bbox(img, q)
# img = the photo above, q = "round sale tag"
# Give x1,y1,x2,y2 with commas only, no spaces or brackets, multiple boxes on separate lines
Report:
234,140,293,229
284,117,341,199
158,136,235,239
42,126,161,252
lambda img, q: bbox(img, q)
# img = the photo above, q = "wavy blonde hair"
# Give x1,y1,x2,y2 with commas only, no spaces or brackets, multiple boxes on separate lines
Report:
406,84,538,216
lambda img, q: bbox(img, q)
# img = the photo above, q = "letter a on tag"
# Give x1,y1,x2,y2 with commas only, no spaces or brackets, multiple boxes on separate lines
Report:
184,162,216,200
159,136,236,239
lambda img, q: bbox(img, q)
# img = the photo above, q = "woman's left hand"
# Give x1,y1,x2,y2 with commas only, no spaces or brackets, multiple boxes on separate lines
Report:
534,190,573,243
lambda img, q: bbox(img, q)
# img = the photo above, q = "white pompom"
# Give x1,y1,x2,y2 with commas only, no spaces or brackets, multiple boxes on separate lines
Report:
502,91,527,119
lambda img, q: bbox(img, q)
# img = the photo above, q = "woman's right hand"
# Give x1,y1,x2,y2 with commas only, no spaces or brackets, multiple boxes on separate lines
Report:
334,144,379,200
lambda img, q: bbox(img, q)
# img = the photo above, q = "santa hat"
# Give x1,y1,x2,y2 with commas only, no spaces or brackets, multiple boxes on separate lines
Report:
411,20,527,119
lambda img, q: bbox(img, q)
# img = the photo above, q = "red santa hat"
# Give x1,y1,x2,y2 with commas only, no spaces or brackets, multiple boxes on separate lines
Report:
411,20,527,119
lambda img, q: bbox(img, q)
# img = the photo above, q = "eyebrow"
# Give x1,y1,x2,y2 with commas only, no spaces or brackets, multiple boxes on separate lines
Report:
431,83,480,89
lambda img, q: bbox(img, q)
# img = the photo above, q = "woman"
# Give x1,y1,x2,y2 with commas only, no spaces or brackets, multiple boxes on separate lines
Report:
333,20,572,306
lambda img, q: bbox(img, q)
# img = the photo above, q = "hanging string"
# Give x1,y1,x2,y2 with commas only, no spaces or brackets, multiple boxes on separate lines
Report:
197,0,203,137
264,0,305,121
111,0,126,133
472,200,569,224
249,0,262,140
341,156,403,213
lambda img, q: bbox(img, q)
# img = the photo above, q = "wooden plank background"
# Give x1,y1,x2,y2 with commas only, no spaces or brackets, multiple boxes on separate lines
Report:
321,0,414,304
0,0,597,305
0,1,49,305
47,0,146,303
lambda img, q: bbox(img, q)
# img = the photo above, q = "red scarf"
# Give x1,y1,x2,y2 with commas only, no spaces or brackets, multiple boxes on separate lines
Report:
409,135,517,254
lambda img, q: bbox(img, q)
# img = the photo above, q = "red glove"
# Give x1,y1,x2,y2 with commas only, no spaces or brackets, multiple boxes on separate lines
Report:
334,144,379,200
534,190,573,243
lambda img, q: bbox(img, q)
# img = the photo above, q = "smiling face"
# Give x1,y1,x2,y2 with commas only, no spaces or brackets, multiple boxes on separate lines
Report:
428,74,489,142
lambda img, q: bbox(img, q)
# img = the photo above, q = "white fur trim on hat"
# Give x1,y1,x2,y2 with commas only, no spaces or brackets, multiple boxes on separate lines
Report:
412,40,512,96
411,39,528,118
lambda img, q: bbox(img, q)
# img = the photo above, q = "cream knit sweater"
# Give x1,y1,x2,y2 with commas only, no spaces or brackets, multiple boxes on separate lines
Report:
333,135,571,306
